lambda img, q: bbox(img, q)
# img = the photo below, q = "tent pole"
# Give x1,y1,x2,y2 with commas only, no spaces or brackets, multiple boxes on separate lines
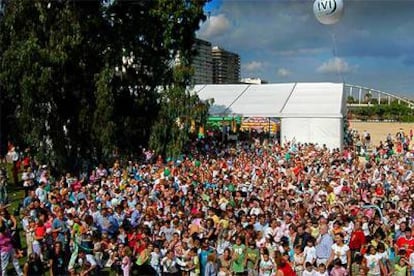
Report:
268,117,271,140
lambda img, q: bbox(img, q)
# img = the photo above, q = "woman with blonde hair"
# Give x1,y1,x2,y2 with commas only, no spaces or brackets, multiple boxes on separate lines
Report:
204,252,218,276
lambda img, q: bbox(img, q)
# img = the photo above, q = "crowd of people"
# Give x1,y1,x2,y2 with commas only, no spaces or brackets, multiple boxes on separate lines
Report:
0,129,414,276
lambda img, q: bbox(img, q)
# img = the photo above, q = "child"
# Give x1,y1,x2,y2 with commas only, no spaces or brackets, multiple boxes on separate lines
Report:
361,216,370,238
314,263,328,276
150,245,162,275
303,261,317,276
363,245,381,276
358,267,367,276
394,256,408,276
304,238,316,266
259,249,275,276
350,254,362,276
293,244,305,276
121,246,132,276
329,258,348,276
187,247,200,276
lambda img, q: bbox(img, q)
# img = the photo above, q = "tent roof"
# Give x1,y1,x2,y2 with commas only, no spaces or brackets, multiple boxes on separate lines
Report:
193,82,345,118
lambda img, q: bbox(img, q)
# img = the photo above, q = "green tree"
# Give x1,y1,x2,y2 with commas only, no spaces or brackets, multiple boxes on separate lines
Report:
0,0,209,170
364,91,372,104
0,0,86,169
346,95,355,104
149,65,210,158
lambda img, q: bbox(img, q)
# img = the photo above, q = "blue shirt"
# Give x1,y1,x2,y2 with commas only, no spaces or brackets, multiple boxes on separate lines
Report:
52,218,67,244
315,233,333,259
130,209,141,228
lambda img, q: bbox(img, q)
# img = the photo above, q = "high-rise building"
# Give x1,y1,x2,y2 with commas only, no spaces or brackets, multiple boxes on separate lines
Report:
191,39,213,84
212,46,240,84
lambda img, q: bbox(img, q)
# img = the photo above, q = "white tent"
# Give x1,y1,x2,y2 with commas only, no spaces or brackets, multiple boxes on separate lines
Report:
193,82,346,149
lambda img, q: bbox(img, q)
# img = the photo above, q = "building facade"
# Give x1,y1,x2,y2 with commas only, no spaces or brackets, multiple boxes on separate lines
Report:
192,39,214,84
212,46,240,84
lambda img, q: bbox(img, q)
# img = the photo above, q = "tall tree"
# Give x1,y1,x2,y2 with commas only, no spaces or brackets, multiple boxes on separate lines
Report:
149,0,210,158
0,0,209,170
0,0,85,169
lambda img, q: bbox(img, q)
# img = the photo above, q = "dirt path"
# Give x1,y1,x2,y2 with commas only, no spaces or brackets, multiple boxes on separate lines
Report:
349,121,414,146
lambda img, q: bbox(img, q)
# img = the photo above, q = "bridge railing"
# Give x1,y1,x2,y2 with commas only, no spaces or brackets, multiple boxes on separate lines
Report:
344,84,414,108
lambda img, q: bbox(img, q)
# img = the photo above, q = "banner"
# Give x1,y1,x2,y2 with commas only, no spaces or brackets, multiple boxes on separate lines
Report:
240,117,280,133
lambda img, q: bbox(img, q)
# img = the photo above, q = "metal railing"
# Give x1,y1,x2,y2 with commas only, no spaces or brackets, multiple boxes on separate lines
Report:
344,84,414,108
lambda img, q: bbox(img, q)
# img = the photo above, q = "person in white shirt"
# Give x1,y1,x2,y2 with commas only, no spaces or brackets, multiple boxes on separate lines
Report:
21,167,35,196
304,238,317,265
314,263,329,276
75,251,97,276
35,181,47,203
302,262,317,276
161,250,180,275
150,246,162,276
363,245,383,276
361,216,371,237
327,233,351,270
258,250,275,276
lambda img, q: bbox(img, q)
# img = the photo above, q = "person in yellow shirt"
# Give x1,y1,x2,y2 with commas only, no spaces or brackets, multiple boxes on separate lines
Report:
207,208,220,226
187,248,200,276
393,256,408,276
326,186,336,206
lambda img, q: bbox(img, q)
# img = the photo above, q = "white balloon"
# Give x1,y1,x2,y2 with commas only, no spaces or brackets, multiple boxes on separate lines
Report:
313,0,344,25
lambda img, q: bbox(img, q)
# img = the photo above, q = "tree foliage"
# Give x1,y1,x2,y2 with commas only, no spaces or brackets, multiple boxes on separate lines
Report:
0,0,209,171
351,102,414,122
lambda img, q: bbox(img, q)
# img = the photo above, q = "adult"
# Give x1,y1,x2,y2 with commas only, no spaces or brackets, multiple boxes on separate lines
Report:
48,242,68,276
395,227,414,258
22,167,35,197
23,253,44,276
0,169,7,204
0,223,23,276
315,224,333,266
327,233,351,272
218,248,232,276
231,236,246,275
204,253,218,276
274,251,295,276
161,250,180,276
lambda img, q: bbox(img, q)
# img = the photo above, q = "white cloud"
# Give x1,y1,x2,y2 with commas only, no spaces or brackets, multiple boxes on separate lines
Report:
277,68,291,77
243,61,264,72
198,14,231,38
278,48,324,57
317,57,356,74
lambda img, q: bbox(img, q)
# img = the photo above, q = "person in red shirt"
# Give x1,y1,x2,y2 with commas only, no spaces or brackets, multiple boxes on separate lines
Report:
395,228,414,258
275,251,296,276
349,221,366,257
374,183,385,198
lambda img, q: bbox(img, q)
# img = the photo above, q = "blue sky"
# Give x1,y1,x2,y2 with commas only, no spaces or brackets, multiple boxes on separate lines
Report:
198,0,414,97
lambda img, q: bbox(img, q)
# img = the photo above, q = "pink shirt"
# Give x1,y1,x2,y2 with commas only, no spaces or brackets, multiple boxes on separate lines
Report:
330,267,348,276
121,256,131,276
0,233,12,253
